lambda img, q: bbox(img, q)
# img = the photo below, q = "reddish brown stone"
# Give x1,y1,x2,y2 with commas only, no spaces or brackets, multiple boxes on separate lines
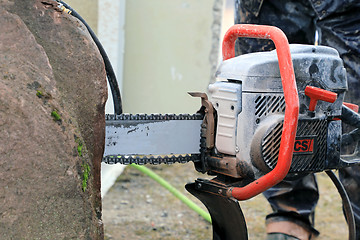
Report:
0,0,106,239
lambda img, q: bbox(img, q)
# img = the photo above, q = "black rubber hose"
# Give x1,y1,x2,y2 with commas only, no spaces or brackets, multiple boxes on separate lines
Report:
325,170,356,240
342,105,360,129
341,128,360,148
59,1,123,115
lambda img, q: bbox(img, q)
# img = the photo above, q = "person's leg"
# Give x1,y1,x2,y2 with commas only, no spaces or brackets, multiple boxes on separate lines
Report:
263,175,320,238
316,6,360,238
234,0,320,238
316,7,360,103
234,0,316,55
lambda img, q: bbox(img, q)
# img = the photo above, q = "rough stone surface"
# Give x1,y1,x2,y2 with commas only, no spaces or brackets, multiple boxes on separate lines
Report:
0,0,107,239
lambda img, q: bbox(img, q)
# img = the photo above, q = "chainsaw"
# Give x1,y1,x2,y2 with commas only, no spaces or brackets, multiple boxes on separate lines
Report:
100,24,360,239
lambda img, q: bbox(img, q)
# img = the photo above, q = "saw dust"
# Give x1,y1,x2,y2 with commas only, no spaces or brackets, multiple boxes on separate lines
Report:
102,163,347,239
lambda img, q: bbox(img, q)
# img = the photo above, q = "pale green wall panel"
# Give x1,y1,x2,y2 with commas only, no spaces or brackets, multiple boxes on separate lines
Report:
123,0,222,114
65,0,98,33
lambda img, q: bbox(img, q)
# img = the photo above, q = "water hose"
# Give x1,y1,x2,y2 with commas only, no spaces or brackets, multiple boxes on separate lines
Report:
131,164,212,223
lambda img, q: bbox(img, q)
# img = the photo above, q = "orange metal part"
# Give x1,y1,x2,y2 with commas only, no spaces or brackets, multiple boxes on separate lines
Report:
304,86,337,111
222,24,299,201
344,102,359,113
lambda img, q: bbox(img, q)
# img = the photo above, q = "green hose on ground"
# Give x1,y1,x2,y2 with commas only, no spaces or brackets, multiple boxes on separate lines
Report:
130,164,212,223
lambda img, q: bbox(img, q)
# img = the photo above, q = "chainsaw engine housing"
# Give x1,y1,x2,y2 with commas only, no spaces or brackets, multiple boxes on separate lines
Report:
208,44,347,179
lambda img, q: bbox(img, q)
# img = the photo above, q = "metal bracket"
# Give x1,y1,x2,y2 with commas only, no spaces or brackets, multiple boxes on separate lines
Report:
186,179,248,240
188,92,215,149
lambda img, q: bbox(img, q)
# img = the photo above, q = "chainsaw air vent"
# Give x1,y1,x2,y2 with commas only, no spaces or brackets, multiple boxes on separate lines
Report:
255,95,285,118
262,122,283,168
262,119,327,173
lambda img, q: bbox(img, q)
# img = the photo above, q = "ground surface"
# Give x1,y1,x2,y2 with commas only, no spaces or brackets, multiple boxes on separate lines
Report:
103,163,347,239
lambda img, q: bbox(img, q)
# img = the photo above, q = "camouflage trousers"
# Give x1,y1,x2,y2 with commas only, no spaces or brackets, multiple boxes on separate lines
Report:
234,0,360,237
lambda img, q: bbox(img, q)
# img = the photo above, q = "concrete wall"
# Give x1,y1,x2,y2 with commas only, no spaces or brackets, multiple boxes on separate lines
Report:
98,0,126,114
64,0,98,33
122,0,222,114
62,0,223,115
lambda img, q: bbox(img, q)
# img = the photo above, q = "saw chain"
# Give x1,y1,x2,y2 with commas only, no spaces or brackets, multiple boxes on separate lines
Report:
103,113,204,165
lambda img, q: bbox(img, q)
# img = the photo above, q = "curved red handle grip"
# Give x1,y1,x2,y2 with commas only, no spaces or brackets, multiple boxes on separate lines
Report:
223,25,299,200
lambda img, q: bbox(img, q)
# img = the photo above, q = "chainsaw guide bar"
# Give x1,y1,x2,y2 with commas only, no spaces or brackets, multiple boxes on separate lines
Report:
103,113,204,165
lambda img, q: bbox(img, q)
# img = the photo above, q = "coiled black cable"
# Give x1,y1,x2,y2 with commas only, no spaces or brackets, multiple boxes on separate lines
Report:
58,0,123,115
325,170,356,240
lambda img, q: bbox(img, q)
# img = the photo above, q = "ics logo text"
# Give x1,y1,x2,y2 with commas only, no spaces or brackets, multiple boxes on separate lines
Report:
294,137,315,154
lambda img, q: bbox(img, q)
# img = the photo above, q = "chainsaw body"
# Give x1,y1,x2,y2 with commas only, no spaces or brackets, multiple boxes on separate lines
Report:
204,44,347,181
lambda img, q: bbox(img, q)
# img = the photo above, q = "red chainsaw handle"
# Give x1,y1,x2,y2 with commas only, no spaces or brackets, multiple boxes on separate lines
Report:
223,24,299,200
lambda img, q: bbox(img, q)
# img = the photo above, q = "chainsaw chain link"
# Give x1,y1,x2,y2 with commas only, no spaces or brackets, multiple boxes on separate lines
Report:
103,154,201,165
103,113,204,165
106,113,203,121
